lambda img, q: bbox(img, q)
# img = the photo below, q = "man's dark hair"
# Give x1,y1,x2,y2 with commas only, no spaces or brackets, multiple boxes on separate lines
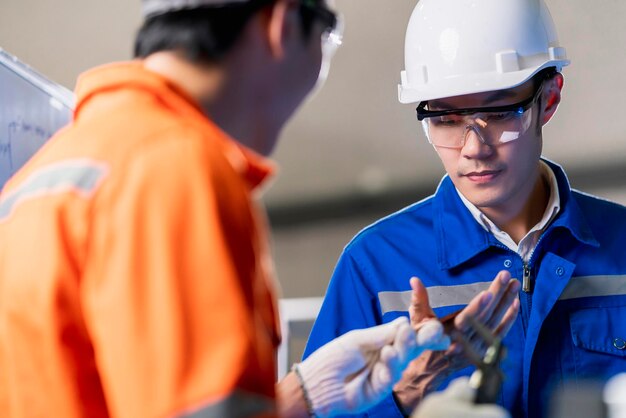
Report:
532,66,559,89
531,66,560,134
135,0,319,64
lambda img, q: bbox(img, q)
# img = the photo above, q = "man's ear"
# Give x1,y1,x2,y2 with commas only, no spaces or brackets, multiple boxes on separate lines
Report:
264,0,298,60
541,72,564,125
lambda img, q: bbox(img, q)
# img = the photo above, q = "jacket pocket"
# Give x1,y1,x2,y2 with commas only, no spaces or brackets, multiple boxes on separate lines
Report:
569,306,626,378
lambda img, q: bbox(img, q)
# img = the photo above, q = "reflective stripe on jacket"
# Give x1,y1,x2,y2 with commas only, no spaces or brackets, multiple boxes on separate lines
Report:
304,159,626,418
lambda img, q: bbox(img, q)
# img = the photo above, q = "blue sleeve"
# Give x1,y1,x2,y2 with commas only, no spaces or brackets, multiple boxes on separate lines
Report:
302,250,407,418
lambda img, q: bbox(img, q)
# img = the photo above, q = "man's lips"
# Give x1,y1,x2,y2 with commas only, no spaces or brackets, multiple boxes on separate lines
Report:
462,169,503,183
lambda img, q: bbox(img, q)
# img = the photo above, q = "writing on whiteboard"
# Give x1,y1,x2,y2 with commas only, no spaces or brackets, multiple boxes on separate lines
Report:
0,119,54,172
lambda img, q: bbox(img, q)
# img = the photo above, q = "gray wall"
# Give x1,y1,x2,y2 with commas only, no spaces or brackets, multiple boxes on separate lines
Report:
1,0,624,298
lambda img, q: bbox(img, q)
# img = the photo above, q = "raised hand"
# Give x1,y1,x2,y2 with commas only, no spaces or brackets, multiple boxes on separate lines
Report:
392,272,520,415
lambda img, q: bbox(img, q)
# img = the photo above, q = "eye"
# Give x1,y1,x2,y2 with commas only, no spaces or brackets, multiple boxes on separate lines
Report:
431,115,463,127
485,112,514,122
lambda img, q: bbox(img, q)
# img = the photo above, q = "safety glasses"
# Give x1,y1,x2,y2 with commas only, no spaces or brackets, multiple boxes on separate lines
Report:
300,0,344,53
417,82,544,149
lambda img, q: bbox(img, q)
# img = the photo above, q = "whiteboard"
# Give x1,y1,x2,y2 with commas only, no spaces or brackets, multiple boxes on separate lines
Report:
0,48,74,188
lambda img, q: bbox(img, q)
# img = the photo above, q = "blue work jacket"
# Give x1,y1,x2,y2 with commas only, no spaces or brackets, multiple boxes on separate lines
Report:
303,160,626,418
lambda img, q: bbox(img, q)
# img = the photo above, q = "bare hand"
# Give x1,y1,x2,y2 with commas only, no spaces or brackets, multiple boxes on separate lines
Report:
392,271,520,415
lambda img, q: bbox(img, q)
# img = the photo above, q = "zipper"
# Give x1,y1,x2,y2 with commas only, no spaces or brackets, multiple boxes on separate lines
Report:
521,229,550,294
492,243,531,333
493,229,549,337
492,242,535,293
522,263,532,293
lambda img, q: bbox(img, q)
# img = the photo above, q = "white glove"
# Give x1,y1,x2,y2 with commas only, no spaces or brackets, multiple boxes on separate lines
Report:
295,317,450,418
411,377,511,418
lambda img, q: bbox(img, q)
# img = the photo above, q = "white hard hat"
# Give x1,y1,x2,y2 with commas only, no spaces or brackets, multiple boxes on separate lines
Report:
398,0,570,104
142,0,250,18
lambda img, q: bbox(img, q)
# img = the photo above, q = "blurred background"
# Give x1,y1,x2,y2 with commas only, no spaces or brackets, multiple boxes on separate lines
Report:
1,0,624,301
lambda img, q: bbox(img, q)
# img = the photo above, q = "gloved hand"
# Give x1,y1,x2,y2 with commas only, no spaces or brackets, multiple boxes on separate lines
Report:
411,377,510,418
294,317,450,418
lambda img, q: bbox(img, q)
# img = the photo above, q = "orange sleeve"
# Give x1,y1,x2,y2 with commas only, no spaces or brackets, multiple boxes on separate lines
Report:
81,128,277,418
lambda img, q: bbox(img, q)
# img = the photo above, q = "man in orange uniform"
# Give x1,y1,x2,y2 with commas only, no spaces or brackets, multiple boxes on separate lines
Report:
0,1,463,417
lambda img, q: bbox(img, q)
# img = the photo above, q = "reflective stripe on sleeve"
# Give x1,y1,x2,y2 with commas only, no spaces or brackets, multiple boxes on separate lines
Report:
559,275,626,300
378,281,492,315
0,159,109,221
177,390,276,418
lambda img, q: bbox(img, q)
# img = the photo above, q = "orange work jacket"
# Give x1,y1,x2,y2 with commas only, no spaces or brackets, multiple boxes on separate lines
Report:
0,61,281,418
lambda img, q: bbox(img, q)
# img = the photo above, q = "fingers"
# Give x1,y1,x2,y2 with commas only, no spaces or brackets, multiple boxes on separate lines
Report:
493,298,520,337
486,280,521,330
404,271,519,375
393,319,418,363
479,271,512,323
354,316,409,349
409,277,436,328
377,345,398,384
449,330,484,367
416,320,451,351
444,271,519,369
454,291,492,333
455,271,520,335
377,329,416,387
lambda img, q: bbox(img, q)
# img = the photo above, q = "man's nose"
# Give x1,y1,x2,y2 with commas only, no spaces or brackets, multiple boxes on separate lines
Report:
461,125,494,159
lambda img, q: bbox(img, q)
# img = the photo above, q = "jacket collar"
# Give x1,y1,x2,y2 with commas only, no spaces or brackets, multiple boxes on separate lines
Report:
432,176,493,270
543,159,599,248
433,158,599,270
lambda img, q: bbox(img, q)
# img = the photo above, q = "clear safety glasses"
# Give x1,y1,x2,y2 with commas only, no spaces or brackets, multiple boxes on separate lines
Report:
416,83,544,150
300,0,344,55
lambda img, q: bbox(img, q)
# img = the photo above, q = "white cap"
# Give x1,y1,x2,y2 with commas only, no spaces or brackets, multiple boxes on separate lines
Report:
142,0,250,18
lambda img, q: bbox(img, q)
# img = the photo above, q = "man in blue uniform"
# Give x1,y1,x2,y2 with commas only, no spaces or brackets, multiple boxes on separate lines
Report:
304,0,626,417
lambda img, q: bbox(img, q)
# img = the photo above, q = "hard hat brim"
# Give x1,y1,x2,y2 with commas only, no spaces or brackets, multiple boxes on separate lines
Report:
398,59,569,104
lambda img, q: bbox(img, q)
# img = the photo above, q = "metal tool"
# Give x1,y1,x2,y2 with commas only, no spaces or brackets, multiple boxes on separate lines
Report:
438,309,507,403
458,315,507,404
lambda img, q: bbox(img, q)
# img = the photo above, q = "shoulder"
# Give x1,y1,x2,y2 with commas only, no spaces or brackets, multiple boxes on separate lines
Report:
75,82,230,173
91,120,247,224
344,194,437,254
571,189,626,238
572,189,626,218
107,123,229,189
